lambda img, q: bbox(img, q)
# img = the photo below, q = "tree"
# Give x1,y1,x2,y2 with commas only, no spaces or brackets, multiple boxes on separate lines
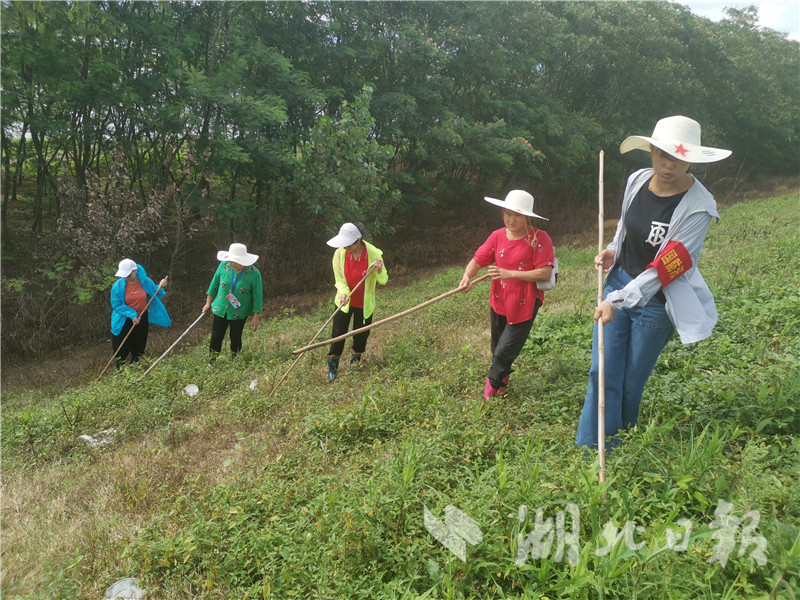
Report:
291,85,401,237
707,7,800,173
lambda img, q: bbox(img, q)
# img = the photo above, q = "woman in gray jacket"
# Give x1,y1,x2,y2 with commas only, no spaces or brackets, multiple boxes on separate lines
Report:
576,115,730,451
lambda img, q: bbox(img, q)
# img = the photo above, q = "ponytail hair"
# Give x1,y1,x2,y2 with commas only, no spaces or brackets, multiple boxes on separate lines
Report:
354,222,369,241
523,215,534,236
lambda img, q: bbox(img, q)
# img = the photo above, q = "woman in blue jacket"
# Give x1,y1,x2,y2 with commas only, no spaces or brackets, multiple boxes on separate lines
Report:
576,116,730,451
110,258,171,368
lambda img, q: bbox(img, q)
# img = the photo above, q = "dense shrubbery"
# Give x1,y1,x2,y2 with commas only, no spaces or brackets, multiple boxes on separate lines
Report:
2,1,798,355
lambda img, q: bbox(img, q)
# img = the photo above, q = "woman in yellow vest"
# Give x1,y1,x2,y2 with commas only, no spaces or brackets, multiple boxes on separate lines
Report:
325,223,388,382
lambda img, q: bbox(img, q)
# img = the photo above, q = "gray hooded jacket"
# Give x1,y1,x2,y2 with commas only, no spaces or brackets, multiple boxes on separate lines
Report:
605,168,719,344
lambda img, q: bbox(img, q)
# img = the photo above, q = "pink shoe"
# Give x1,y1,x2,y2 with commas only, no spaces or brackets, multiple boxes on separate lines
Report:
483,378,506,399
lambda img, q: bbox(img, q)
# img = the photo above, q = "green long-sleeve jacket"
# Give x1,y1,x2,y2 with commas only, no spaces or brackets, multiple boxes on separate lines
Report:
207,262,263,320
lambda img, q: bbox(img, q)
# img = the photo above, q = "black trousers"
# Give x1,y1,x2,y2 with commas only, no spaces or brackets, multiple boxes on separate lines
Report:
209,314,247,355
328,307,373,356
488,300,541,388
112,311,149,367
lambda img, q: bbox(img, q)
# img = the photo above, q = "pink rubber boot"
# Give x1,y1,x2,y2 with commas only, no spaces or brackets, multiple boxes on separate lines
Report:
483,378,506,399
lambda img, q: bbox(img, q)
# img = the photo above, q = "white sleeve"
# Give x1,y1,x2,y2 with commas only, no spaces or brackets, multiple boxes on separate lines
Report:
606,211,713,309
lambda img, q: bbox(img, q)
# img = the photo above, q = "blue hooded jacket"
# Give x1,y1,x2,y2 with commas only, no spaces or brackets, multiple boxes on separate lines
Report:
110,263,172,335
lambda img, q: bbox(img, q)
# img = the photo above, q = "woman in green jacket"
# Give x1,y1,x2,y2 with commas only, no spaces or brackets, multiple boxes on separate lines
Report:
202,243,263,365
325,223,388,382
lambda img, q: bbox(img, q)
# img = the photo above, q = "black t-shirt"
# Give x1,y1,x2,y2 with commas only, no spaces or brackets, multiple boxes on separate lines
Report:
619,181,686,278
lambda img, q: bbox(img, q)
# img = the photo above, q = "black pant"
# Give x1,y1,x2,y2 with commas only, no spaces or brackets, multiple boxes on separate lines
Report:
112,311,149,367
488,300,541,388
209,314,247,356
328,307,372,356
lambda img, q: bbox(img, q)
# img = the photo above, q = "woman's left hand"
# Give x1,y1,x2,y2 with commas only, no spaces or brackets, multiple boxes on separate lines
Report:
594,300,616,324
488,266,513,280
374,259,384,273
250,313,260,332
159,277,168,288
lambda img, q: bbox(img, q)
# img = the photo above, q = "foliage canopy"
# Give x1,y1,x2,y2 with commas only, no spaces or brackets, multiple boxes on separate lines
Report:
1,1,798,353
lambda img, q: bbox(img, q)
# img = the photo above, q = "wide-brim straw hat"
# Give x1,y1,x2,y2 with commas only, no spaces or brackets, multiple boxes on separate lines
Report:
327,222,362,248
217,243,258,266
484,189,548,220
620,115,731,163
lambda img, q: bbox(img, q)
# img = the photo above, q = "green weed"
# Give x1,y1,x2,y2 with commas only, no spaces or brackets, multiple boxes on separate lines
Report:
3,192,799,598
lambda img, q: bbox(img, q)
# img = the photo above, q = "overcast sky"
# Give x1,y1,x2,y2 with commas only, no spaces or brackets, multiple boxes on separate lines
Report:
678,0,800,41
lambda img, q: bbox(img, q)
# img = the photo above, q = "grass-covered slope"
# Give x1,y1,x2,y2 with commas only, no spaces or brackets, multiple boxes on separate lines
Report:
2,193,799,599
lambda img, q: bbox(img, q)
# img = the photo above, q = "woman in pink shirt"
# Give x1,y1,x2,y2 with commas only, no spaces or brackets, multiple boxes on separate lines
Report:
459,190,555,399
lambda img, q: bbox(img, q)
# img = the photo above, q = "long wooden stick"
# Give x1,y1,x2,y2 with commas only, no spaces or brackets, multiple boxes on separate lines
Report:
292,273,491,355
97,277,167,380
136,311,207,382
597,150,607,483
265,264,377,398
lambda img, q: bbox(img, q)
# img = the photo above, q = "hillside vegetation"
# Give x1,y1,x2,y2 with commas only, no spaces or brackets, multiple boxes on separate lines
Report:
4,1,799,356
2,192,799,599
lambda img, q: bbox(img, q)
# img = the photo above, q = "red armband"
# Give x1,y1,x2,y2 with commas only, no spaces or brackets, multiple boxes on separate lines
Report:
647,240,693,287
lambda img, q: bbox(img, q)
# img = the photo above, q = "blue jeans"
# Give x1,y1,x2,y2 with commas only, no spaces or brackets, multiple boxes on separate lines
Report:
576,267,675,451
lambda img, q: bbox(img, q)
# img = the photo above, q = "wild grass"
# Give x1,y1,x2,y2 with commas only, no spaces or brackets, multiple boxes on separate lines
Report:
2,192,799,599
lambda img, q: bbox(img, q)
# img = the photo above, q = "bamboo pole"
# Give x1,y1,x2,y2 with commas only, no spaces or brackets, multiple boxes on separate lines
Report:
265,264,377,398
597,150,607,483
291,274,491,355
97,277,168,380
136,311,207,382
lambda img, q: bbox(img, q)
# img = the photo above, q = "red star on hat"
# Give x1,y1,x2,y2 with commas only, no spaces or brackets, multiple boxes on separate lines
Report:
674,143,689,157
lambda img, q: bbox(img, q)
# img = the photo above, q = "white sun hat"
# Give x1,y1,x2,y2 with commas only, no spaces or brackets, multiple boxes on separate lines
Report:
326,222,362,248
217,243,258,266
484,190,548,220
115,258,138,278
620,115,731,163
